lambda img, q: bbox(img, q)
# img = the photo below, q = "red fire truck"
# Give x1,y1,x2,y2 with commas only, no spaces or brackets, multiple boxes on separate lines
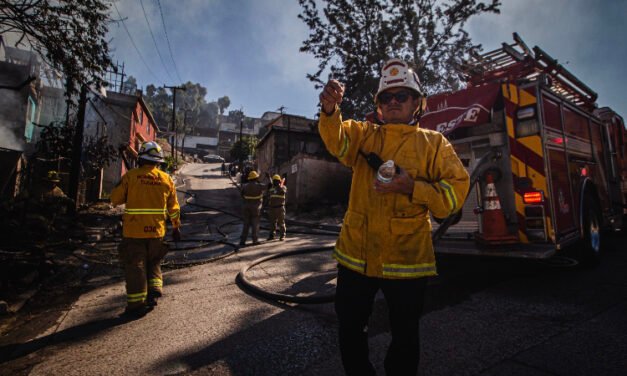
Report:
421,33,626,264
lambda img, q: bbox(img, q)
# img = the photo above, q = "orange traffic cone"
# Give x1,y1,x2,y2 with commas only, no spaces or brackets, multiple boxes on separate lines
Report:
475,172,518,245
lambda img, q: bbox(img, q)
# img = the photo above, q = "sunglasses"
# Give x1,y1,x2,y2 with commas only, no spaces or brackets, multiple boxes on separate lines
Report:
378,91,415,105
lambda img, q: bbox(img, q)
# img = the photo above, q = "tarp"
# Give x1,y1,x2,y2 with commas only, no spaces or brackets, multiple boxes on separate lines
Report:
420,83,502,134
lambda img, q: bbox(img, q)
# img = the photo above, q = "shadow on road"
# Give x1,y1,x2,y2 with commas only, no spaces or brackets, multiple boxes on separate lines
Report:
0,312,137,364
150,304,338,376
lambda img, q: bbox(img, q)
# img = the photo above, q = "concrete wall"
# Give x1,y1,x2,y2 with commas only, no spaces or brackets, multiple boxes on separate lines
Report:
256,131,275,175
265,114,317,132
0,62,35,153
258,128,330,176
177,135,218,149
281,154,351,209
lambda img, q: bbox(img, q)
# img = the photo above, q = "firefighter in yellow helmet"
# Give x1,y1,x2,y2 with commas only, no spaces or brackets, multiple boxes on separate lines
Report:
265,174,287,241
38,170,74,227
319,58,470,375
239,170,264,246
110,141,181,318
21,170,74,243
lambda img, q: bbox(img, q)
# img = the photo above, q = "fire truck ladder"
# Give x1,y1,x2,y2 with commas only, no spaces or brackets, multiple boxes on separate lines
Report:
461,32,598,110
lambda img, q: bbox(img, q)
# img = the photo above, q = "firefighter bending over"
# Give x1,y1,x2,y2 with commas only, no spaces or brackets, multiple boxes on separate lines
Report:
239,170,264,246
110,141,181,318
319,58,470,375
266,174,287,241
20,170,74,244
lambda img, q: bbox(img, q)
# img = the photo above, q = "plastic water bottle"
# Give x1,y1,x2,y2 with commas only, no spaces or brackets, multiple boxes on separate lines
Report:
377,160,396,183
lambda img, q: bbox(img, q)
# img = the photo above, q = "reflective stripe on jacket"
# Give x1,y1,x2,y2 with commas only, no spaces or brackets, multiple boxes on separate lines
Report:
110,165,181,238
319,109,470,279
267,185,287,207
241,181,264,202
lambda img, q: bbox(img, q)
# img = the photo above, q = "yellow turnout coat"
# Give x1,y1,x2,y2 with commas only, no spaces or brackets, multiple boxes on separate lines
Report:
111,165,181,238
319,110,470,279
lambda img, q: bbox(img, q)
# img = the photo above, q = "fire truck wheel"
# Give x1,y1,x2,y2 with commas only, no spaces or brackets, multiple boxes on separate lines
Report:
577,195,602,267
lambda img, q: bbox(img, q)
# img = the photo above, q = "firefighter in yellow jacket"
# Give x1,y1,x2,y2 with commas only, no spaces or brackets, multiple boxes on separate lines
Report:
319,59,470,375
110,141,181,318
266,174,287,241
239,170,264,246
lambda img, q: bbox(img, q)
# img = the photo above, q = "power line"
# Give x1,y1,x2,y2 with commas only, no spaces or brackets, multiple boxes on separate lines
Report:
112,2,159,82
139,0,175,82
156,0,183,83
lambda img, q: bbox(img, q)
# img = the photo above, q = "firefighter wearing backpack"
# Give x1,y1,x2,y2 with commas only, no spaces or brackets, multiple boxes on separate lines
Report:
319,58,470,375
110,141,181,318
266,174,287,241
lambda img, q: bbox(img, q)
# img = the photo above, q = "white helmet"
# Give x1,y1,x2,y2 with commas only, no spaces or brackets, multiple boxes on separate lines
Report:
374,58,425,103
138,141,164,163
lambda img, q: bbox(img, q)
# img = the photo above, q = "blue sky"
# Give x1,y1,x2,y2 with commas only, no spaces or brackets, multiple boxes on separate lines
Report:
109,0,627,120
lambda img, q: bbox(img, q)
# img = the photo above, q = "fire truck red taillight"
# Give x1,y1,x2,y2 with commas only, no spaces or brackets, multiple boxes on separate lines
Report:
523,191,544,204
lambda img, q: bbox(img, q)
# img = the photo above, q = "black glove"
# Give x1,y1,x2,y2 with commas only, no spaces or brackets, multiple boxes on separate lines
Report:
360,152,401,174
172,228,181,242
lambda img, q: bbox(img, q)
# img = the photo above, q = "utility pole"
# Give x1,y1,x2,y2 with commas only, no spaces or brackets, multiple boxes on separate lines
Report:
287,114,291,161
238,112,244,173
63,76,72,173
68,85,88,215
164,85,186,164
277,106,290,161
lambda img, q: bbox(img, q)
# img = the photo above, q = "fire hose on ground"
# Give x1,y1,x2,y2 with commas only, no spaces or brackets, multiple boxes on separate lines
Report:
164,191,338,268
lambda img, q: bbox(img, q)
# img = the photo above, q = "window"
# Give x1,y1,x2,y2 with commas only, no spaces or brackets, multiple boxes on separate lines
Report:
563,107,590,140
542,98,561,131
24,96,37,142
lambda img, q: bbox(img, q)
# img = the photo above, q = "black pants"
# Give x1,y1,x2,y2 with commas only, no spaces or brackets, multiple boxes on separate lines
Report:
335,265,427,376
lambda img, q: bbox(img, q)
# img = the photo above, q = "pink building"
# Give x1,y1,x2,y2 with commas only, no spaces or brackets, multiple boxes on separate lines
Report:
85,91,160,196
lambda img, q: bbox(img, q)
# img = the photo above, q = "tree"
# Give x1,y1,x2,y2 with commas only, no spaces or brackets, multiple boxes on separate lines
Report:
143,82,230,131
144,84,173,131
122,76,137,95
82,134,117,178
228,109,245,123
298,0,501,119
0,0,114,96
199,101,219,130
230,136,258,162
217,96,231,115
179,81,208,135
36,119,117,179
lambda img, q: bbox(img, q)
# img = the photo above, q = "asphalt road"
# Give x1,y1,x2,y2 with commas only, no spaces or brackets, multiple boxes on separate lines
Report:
1,162,625,376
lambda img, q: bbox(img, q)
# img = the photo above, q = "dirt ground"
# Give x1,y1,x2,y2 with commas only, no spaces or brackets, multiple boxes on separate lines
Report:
0,203,124,357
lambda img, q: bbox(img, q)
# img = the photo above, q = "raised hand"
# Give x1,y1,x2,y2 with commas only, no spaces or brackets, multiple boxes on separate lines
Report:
319,79,345,115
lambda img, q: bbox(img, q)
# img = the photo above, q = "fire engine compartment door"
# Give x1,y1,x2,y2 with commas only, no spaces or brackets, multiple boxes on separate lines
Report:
542,96,579,239
602,119,623,219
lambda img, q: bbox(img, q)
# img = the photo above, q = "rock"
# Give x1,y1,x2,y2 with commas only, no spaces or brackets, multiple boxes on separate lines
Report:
0,300,8,315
